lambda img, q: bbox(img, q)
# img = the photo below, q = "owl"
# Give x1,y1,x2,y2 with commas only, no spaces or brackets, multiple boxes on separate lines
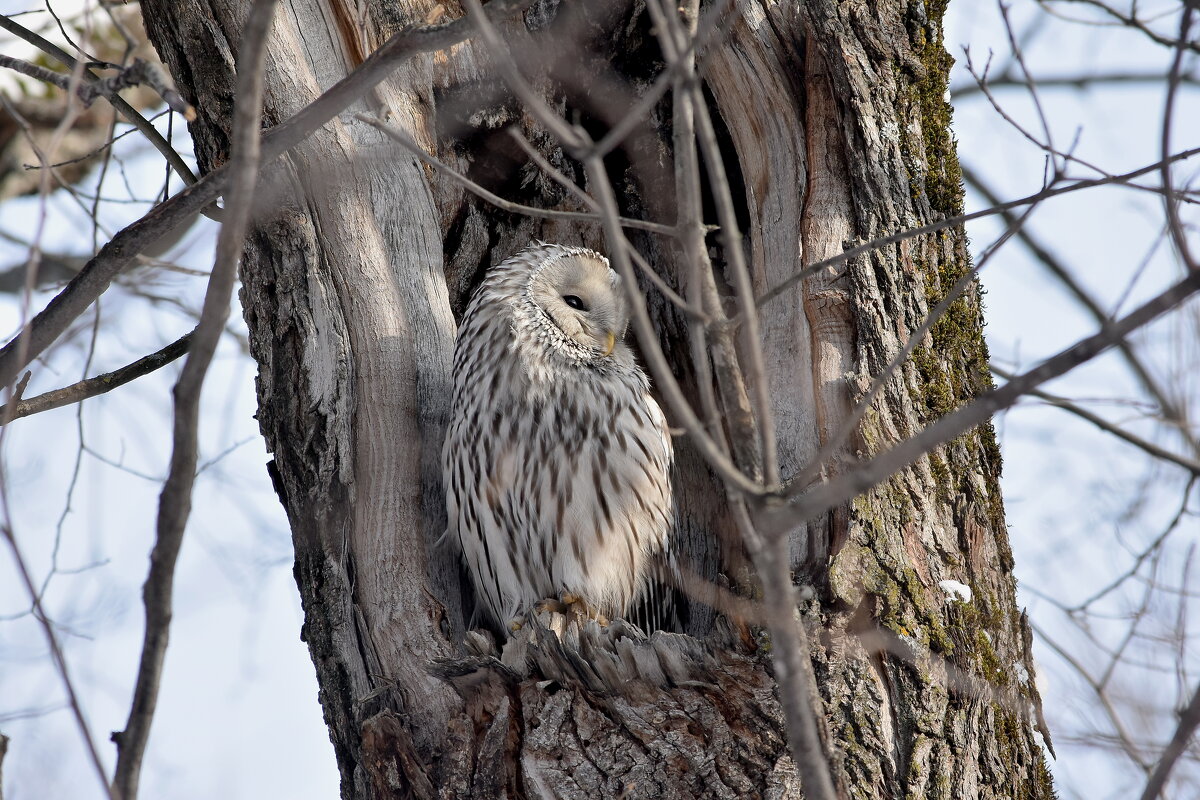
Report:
442,242,674,632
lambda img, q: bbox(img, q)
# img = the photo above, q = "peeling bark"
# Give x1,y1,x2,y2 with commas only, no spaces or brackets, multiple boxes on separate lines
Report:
140,0,1054,798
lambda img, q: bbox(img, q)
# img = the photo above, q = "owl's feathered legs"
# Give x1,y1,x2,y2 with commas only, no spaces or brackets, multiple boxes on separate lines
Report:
533,591,611,627
504,592,609,633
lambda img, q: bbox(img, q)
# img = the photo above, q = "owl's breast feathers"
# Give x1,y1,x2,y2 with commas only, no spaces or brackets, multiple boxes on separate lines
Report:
443,245,673,629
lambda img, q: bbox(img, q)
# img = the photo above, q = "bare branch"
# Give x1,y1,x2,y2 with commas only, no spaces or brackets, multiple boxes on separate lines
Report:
0,15,198,186
744,145,1200,320
353,113,677,236
1036,0,1200,54
997,1,1059,173
0,0,534,392
1140,676,1200,798
0,54,194,120
962,164,1197,453
110,2,277,797
951,70,1200,98
0,331,192,423
773,266,1200,526
991,365,1200,476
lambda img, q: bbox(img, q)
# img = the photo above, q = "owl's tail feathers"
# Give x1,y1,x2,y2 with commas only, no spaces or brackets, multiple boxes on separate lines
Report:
627,554,684,634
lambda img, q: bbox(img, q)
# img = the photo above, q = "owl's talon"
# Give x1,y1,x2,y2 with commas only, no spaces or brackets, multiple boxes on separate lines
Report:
534,598,569,615
509,618,524,632
558,592,610,626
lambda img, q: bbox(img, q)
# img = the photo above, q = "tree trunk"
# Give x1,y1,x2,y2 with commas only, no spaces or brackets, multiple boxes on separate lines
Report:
140,0,1055,798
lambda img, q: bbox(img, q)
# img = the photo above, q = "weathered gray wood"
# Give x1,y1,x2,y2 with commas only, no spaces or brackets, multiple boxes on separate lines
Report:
139,0,1054,798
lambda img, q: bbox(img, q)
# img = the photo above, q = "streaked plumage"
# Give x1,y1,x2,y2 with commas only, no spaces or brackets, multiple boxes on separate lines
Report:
442,242,673,630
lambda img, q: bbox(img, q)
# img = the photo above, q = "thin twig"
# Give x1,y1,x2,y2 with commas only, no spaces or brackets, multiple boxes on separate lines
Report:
771,266,1200,526
991,365,1200,476
1035,0,1200,54
110,3,277,797
0,55,194,119
0,15,198,186
1160,2,1199,275
0,332,193,423
1140,681,1200,799
997,1,1059,174
950,70,1200,97
0,0,534,391
743,145,1200,321
354,113,677,236
962,57,1199,207
687,52,778,487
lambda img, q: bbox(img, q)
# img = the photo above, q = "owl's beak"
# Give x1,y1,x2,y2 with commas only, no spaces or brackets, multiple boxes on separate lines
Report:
602,331,616,357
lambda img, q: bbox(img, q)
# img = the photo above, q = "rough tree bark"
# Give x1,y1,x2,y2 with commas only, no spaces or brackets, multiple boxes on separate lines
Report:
140,0,1055,797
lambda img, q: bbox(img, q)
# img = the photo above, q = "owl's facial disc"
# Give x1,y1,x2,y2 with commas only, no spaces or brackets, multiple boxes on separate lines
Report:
529,253,628,358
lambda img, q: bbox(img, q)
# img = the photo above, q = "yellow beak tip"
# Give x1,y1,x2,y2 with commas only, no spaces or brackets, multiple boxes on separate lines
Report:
603,332,616,357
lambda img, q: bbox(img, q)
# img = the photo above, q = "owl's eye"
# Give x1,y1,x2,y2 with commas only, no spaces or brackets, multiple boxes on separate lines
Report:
562,294,588,311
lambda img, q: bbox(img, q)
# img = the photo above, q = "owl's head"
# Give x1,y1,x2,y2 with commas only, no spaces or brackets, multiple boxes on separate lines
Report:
527,249,630,360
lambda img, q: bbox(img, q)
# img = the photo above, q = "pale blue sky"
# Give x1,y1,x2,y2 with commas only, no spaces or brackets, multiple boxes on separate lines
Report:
1,2,1196,798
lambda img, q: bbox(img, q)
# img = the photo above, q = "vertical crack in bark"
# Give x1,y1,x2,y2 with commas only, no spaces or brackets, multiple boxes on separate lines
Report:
799,38,858,563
